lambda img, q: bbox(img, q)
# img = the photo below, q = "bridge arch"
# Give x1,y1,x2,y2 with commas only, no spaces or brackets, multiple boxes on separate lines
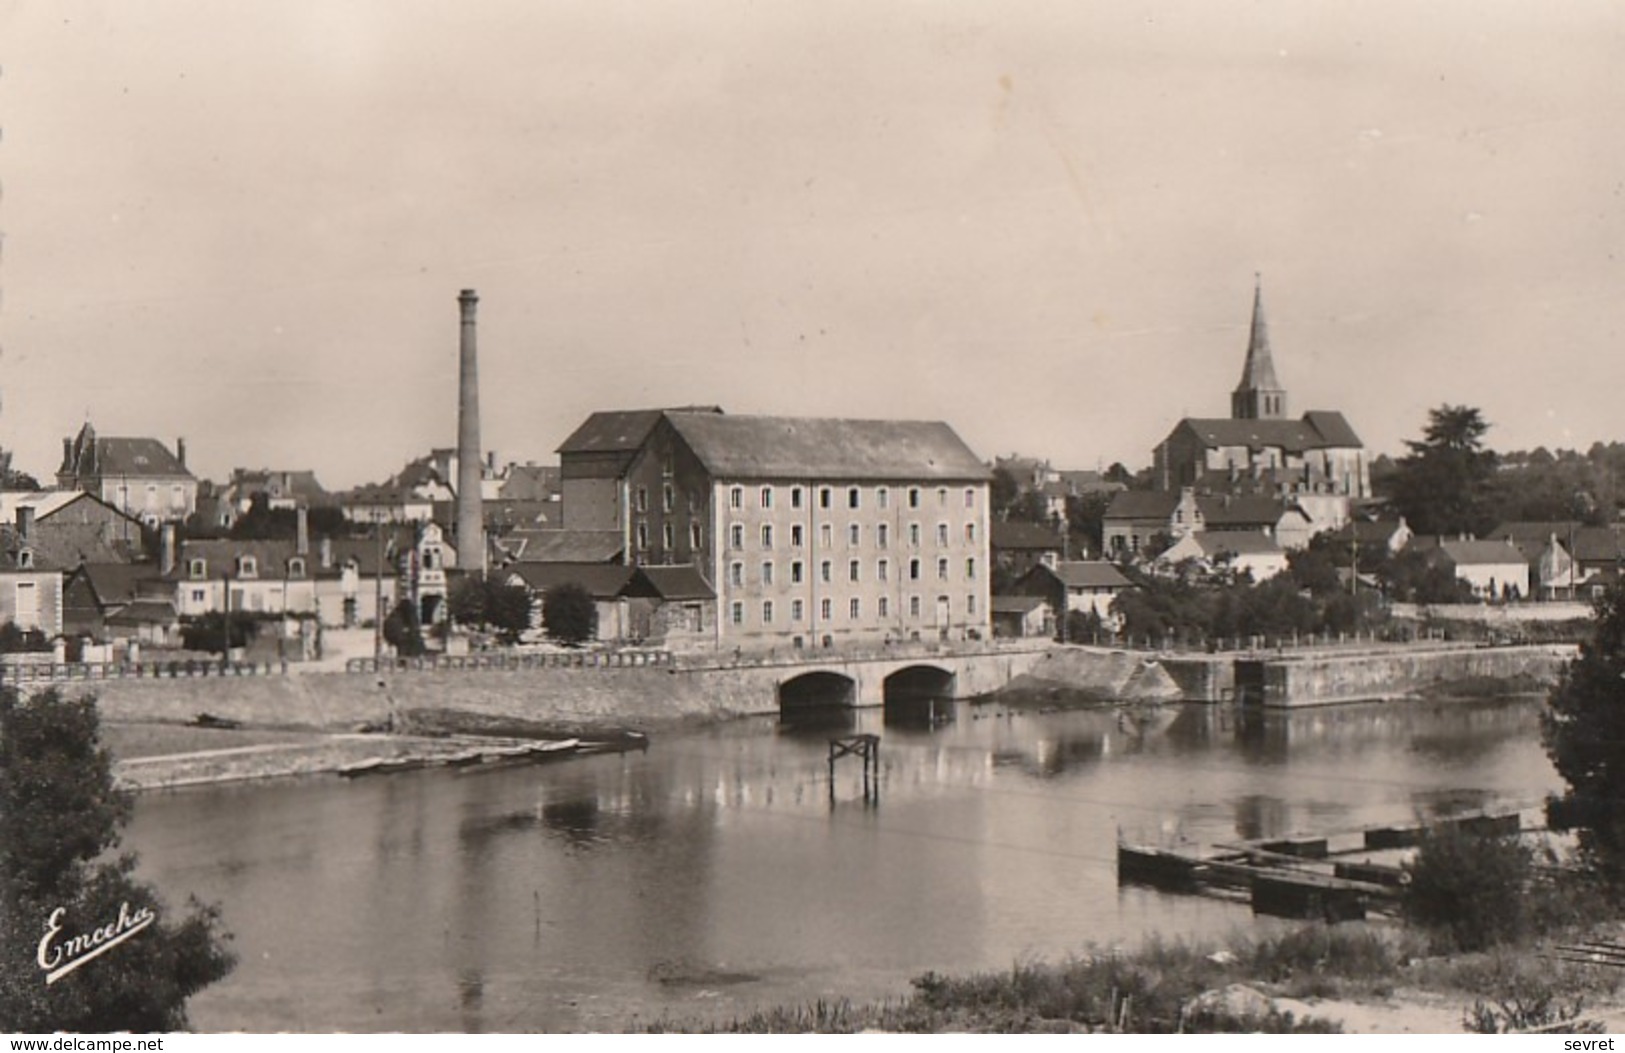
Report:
778,670,857,714
882,664,958,706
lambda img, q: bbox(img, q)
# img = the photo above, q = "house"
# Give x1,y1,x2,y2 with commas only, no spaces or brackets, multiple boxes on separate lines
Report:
1328,516,1414,558
62,562,178,648
991,594,1053,639
1199,495,1316,551
224,469,333,514
557,408,992,650
169,539,320,617
0,491,150,564
1437,539,1531,600
0,526,65,637
991,520,1064,581
317,534,402,629
1158,530,1289,582
338,485,436,525
497,529,624,565
1102,489,1205,558
1010,560,1134,627
55,422,198,525
506,563,637,641
1152,281,1369,501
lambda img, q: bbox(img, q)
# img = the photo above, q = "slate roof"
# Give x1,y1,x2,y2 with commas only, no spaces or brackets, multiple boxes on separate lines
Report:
498,464,561,502
1197,531,1284,558
59,426,193,480
664,412,989,482
991,594,1048,614
502,529,624,564
557,408,723,455
79,562,159,604
1048,561,1134,590
1198,496,1289,528
1104,490,1181,520
106,599,179,625
1170,413,1363,454
506,562,636,599
1439,539,1528,566
991,520,1064,551
625,565,715,601
170,539,316,580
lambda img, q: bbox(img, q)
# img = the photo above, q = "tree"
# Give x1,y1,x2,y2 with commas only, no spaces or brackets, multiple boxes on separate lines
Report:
1542,580,1625,882
989,466,1022,517
541,582,597,646
1386,405,1499,537
1402,822,1535,952
449,573,535,644
383,599,426,657
0,690,234,1031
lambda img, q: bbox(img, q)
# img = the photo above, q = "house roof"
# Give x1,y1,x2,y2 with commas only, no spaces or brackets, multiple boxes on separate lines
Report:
59,425,193,480
505,562,636,599
1198,495,1289,527
502,529,624,564
1049,561,1134,590
992,594,1048,614
556,408,723,455
625,565,715,601
1169,413,1363,454
1570,528,1625,564
664,412,990,482
1054,469,1126,496
1439,539,1528,566
170,539,316,580
497,464,561,502
1104,490,1180,520
1331,518,1409,544
106,598,178,625
991,520,1063,551
1487,521,1583,544
79,562,160,604
229,469,332,505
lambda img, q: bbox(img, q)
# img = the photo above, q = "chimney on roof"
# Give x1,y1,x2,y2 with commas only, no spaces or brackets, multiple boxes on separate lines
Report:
161,523,175,576
296,505,309,556
320,535,333,570
16,507,33,542
176,437,187,468
455,289,487,575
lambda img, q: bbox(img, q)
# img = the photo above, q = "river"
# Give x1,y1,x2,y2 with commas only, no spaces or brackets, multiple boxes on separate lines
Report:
122,695,1559,1032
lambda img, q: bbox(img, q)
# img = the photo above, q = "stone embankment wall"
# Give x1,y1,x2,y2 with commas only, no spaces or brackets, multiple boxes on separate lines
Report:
1242,644,1575,708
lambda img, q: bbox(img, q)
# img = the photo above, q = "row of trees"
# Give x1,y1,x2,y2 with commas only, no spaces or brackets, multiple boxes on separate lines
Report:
382,576,600,656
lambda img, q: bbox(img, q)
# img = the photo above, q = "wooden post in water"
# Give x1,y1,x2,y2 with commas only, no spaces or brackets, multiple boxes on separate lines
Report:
829,734,881,805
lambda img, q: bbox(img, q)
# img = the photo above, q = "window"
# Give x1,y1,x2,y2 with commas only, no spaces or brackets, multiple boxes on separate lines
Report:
910,595,921,617
820,598,833,621
966,557,977,579
731,602,744,625
730,487,744,509
819,487,832,509
965,523,976,544
820,560,832,583
171,484,185,508
792,599,804,622
190,559,207,580
964,488,976,508
909,558,921,581
730,524,744,549
145,484,158,508
908,487,920,508
937,557,949,580
636,487,649,513
849,597,861,619
662,485,674,513
877,523,889,548
877,558,889,581
17,550,32,570
730,562,744,587
968,594,977,615
760,486,773,509
662,522,675,549
190,588,206,604
847,487,860,509
691,522,703,549
636,522,649,551
289,557,306,577
14,582,38,631
848,523,860,547
937,488,948,506
820,524,833,548
936,523,949,547
762,600,774,624
760,524,774,549
791,560,804,584
909,523,921,546
237,556,258,578
791,486,804,509
878,596,889,618
848,559,860,583
761,561,774,586
878,487,890,509
792,524,805,547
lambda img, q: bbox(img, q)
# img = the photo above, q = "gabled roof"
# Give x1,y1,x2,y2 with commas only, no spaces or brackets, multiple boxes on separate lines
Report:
1487,521,1583,544
497,464,561,502
1104,490,1181,521
1331,518,1409,544
506,562,636,599
1439,539,1528,566
1048,561,1134,590
79,562,160,604
992,594,1048,614
1197,531,1284,558
0,527,66,572
1302,411,1364,449
1570,528,1625,564
664,412,989,482
106,598,179,625
502,529,624,564
1197,496,1289,528
991,520,1063,551
624,565,715,602
1168,414,1363,454
557,408,722,455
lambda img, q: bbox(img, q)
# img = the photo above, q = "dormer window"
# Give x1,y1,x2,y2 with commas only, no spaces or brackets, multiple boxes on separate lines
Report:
237,556,258,579
189,558,208,580
288,557,306,577
17,550,33,570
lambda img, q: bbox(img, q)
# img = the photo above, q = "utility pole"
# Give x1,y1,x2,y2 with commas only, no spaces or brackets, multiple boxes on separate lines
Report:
373,524,386,665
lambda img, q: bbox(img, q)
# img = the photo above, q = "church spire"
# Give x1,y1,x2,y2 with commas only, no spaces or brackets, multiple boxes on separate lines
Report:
1232,273,1287,420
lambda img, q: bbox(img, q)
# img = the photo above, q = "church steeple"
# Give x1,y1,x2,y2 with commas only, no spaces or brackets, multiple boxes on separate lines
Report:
1231,274,1287,420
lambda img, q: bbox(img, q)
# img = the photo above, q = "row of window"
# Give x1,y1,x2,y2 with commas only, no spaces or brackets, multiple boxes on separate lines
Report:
187,556,328,579
728,593,979,626
727,521,977,550
635,520,704,552
728,556,975,586
729,485,977,512
113,482,190,510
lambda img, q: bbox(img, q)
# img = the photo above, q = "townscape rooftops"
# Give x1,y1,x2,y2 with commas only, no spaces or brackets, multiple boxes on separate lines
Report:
1170,412,1364,453
557,407,724,455
665,412,990,482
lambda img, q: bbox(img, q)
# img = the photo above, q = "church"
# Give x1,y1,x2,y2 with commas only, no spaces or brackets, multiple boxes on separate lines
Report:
1151,279,1370,505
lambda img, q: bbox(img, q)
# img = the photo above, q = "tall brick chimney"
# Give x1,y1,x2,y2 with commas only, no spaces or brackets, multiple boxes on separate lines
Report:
455,289,486,574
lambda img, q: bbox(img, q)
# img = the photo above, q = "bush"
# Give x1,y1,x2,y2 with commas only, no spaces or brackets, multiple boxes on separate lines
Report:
383,600,426,657
1401,823,1534,951
542,583,597,647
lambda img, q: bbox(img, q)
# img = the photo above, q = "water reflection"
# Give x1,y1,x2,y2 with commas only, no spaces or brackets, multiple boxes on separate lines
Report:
123,694,1560,1032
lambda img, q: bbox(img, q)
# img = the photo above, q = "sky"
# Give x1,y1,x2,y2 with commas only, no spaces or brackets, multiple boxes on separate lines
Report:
3,1,1623,489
